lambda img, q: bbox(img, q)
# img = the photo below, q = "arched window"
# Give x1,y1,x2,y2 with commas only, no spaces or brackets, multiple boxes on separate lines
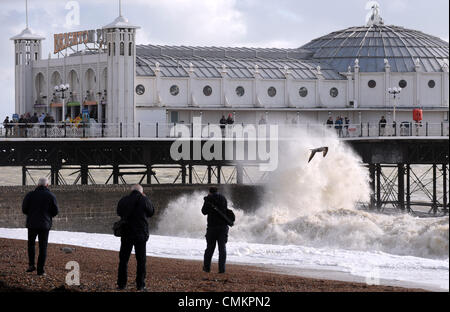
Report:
129,42,132,56
120,42,124,56
108,43,111,56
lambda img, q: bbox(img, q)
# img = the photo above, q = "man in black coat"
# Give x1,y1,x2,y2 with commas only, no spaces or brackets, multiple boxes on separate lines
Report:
116,184,155,291
202,187,231,274
22,177,59,275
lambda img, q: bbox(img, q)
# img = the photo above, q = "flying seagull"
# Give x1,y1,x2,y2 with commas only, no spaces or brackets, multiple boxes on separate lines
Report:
308,147,329,163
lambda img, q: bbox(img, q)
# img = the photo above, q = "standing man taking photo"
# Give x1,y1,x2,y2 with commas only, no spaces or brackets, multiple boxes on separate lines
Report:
202,187,235,274
22,177,59,276
116,184,155,291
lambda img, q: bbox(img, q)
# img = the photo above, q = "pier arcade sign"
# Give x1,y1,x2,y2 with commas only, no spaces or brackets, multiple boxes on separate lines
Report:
54,29,106,54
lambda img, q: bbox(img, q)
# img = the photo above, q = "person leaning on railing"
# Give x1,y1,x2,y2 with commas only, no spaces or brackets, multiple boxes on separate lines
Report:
18,115,27,137
379,116,387,136
3,116,10,136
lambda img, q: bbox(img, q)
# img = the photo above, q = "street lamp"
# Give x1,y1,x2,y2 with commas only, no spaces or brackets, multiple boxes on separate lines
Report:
388,87,402,124
54,84,70,121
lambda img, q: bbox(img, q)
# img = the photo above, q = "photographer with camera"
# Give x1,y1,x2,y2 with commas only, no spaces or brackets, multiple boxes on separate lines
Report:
115,184,155,291
202,187,235,274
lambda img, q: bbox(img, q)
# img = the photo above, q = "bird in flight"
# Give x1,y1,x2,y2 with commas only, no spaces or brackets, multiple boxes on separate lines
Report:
308,147,329,163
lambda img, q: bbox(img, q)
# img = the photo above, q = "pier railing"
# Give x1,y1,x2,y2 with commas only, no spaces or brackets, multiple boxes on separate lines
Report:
0,121,449,139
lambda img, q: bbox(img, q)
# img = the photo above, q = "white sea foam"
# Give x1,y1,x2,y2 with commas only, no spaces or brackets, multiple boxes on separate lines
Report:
156,127,449,260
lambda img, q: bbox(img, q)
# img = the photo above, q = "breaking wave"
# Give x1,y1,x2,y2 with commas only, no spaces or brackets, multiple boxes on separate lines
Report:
156,127,449,260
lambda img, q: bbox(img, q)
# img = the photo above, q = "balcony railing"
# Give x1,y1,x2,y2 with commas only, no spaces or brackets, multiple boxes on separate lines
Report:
0,122,449,139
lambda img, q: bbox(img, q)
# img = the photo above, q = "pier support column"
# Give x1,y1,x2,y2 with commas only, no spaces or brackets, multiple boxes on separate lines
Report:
369,164,375,209
236,164,243,185
432,164,437,215
217,166,221,184
146,165,152,184
51,165,59,186
181,165,186,184
398,164,405,211
188,165,193,184
443,164,448,215
81,164,88,185
22,166,27,186
207,166,212,184
113,165,119,185
406,164,411,213
376,164,381,210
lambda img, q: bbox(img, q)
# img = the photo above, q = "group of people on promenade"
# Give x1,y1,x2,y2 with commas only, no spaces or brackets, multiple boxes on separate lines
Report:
2,113,95,137
324,115,401,137
21,179,234,291
3,113,56,137
326,116,351,138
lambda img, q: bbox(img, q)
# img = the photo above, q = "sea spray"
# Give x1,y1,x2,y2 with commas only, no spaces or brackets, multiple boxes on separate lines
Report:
156,127,449,259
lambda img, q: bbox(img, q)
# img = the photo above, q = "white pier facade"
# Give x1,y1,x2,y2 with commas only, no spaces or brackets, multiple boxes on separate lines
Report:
10,2,449,137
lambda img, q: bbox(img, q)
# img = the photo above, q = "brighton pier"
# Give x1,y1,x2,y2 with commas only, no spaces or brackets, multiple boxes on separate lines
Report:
2,0,449,216
0,121,448,216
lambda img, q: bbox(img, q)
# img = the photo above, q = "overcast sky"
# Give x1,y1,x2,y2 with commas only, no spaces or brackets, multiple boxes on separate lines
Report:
0,0,448,118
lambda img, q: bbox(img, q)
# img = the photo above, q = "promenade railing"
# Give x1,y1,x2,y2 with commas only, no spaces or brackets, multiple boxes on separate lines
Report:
0,121,449,139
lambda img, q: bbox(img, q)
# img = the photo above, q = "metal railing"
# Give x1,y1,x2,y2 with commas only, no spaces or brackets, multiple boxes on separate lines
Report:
0,121,448,139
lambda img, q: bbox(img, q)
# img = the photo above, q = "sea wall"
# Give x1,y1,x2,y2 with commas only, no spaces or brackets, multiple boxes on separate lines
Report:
0,184,264,234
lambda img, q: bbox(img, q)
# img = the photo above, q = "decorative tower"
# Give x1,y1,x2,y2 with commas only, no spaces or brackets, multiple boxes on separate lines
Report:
103,0,140,136
10,0,45,116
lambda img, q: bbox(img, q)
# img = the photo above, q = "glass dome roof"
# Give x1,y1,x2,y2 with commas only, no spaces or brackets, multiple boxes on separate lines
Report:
301,25,449,73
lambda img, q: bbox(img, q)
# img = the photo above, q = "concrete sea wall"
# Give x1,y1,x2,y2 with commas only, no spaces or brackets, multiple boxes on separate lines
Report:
0,184,264,234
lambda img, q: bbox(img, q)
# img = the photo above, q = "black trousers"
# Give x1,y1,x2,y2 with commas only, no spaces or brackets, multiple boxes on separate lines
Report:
203,226,229,273
117,237,147,288
27,228,49,273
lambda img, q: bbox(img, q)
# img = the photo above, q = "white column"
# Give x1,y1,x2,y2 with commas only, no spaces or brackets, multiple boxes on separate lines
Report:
354,59,360,108
221,64,227,107
315,66,323,107
414,59,421,107
442,63,449,108
345,67,353,107
384,59,391,107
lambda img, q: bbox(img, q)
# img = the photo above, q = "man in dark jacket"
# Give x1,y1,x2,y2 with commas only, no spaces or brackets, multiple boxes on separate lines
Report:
116,184,155,291
202,187,231,274
379,116,387,136
22,177,59,275
219,115,227,137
